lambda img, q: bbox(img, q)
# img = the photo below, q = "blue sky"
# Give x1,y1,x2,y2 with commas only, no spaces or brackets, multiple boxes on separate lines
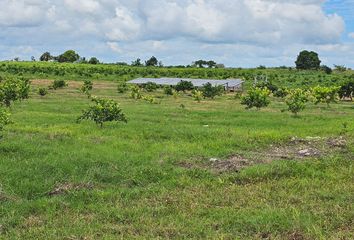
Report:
0,0,353,68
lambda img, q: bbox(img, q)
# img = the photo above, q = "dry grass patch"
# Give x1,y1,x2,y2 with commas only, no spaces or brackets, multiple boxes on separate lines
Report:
48,182,94,196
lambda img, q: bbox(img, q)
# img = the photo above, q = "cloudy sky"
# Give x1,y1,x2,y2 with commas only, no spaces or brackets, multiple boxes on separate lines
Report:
0,0,353,67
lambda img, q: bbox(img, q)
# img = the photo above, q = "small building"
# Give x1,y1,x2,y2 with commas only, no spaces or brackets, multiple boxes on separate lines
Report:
128,77,244,91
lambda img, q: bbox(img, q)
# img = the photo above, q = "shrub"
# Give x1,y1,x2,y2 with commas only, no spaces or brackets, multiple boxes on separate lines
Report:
130,86,142,99
0,77,30,107
142,82,158,92
164,86,174,95
202,82,224,99
81,80,93,93
38,87,48,96
142,95,159,104
77,97,127,127
117,82,129,93
338,80,353,101
0,107,11,134
192,90,203,102
175,80,194,92
241,87,271,110
255,81,278,93
51,79,67,90
284,89,309,115
311,86,339,107
274,87,288,98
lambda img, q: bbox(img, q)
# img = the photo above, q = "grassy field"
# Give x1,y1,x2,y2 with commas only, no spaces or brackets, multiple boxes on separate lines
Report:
0,79,353,239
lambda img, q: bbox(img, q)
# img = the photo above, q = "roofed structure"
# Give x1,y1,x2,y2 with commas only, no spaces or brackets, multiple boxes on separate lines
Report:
128,78,244,91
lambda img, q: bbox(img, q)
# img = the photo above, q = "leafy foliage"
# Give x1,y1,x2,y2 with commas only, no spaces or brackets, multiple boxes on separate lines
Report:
39,52,53,61
338,79,354,100
130,86,143,99
51,79,67,90
0,107,11,133
142,95,159,104
192,90,203,102
164,86,174,95
38,87,48,96
58,50,80,63
241,87,271,109
117,82,129,93
80,80,93,94
141,82,158,92
311,86,339,107
0,77,30,107
88,57,100,65
295,50,321,70
145,56,158,67
285,89,309,115
175,80,194,92
77,97,127,127
202,82,224,99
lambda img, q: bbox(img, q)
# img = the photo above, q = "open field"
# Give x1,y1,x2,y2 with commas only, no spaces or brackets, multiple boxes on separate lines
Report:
0,77,353,239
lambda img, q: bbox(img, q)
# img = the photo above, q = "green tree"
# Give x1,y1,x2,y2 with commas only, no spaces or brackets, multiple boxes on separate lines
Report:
77,97,127,127
88,57,100,64
175,80,194,92
0,77,30,107
0,107,11,134
320,65,332,74
39,52,53,61
145,56,158,67
192,90,203,102
338,79,353,101
131,58,143,66
285,89,309,115
311,86,339,107
58,50,80,63
241,87,271,110
202,82,224,99
117,82,129,93
295,50,321,70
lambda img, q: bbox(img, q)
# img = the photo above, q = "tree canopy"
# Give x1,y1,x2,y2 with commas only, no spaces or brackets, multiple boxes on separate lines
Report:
58,50,80,63
295,50,321,70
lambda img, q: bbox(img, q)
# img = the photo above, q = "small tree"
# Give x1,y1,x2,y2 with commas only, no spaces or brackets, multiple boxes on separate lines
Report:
131,58,143,66
0,77,30,107
202,82,224,99
130,86,142,99
338,80,354,101
164,86,174,95
320,65,332,74
241,88,271,110
141,82,158,92
311,86,339,107
175,80,194,92
285,89,309,115
51,80,67,90
192,90,203,102
0,107,11,134
38,87,48,96
80,80,93,95
77,97,127,127
295,50,321,70
117,82,129,93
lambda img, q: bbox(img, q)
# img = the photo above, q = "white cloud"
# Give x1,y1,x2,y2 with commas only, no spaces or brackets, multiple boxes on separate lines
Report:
0,0,352,67
349,33,354,39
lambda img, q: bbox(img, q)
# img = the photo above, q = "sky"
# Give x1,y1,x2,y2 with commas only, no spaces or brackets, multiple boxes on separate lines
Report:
0,0,353,68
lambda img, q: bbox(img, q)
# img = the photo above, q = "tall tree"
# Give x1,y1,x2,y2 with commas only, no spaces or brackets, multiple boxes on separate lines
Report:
295,50,321,70
145,56,158,67
39,52,53,61
58,50,80,63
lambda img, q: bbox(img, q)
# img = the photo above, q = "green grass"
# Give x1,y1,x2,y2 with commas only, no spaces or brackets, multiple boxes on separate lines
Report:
0,80,353,239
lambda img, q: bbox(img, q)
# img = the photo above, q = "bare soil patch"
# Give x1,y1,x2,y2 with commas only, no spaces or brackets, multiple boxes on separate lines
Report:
178,136,349,173
48,182,94,196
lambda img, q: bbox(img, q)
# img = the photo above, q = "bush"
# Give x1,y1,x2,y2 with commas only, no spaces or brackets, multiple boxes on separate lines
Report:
142,95,159,104
311,86,339,107
117,82,129,93
338,80,353,100
192,90,203,102
38,87,48,96
77,97,127,127
284,89,309,115
255,81,278,93
164,86,174,95
202,82,224,99
142,82,158,92
80,80,93,93
241,88,271,110
0,107,11,133
175,80,194,92
130,86,142,99
274,87,288,98
0,77,30,107
51,79,67,90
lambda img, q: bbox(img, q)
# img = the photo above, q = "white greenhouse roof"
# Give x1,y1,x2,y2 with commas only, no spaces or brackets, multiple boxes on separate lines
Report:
128,78,243,87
